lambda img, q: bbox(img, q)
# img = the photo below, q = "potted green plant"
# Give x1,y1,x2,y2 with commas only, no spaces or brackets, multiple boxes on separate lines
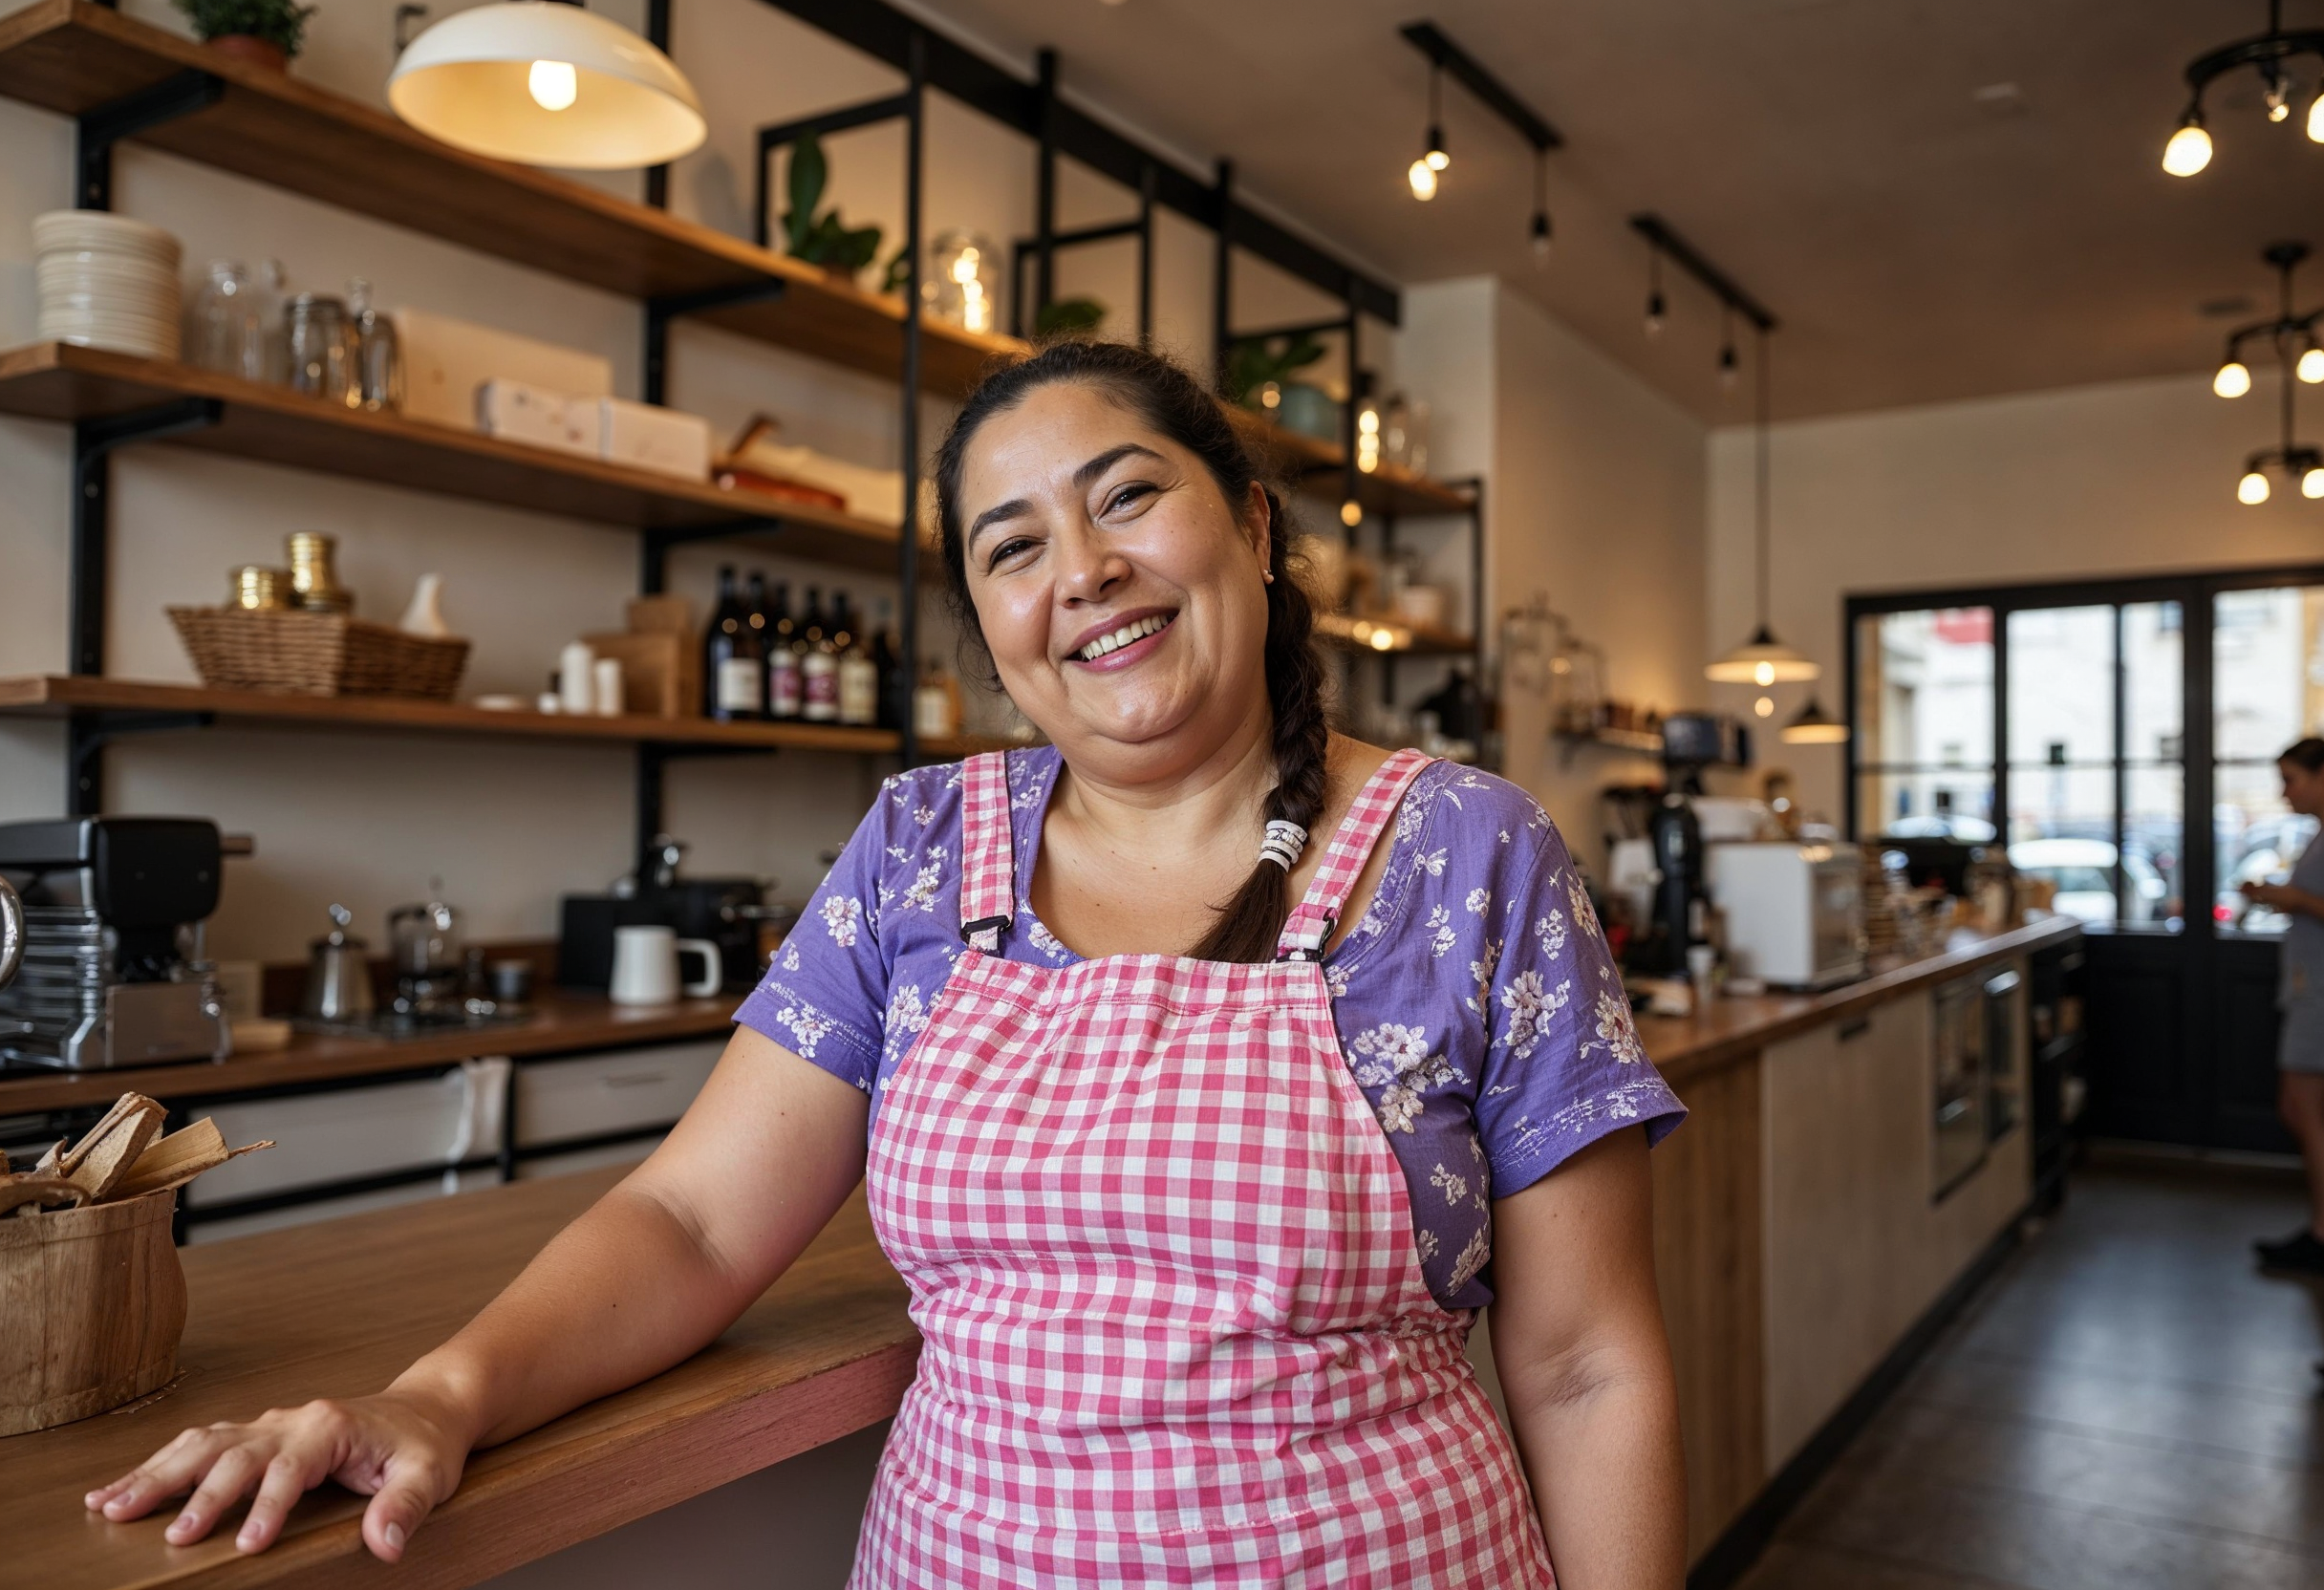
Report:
782,133,886,288
172,0,316,71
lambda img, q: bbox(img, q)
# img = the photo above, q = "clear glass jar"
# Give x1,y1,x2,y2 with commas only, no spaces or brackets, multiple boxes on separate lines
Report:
187,260,266,381
347,277,403,413
924,229,999,333
285,292,357,407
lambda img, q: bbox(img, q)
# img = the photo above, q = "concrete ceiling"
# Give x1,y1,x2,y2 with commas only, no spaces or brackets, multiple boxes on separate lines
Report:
906,0,2324,422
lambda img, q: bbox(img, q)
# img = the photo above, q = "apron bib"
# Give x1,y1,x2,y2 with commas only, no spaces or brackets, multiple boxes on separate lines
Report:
852,750,1554,1587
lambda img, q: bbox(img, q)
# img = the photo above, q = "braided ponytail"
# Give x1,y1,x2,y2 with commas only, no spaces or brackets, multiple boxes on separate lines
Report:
933,342,1334,964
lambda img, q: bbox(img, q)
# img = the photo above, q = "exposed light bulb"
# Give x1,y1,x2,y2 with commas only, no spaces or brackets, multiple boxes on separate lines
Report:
1645,290,1666,337
1340,499,1363,527
527,59,577,112
1754,695,1775,719
1530,210,1552,265
2214,359,2252,398
2310,89,2324,143
2267,75,2293,122
2301,347,2324,384
1408,158,1438,202
1719,344,1739,389
1753,660,1775,687
2306,467,2324,500
2163,118,2212,177
1425,127,1449,171
2239,468,2271,505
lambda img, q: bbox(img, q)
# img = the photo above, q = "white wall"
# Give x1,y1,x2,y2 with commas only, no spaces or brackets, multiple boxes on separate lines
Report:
1396,278,1709,864
1707,368,2324,826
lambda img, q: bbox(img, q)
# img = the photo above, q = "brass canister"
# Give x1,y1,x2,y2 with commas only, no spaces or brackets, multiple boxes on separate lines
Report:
286,532,351,613
228,566,293,611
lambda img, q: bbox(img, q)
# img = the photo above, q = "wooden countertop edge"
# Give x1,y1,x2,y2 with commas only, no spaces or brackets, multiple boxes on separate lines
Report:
1647,916,2082,1088
0,1000,738,1115
186,1343,919,1590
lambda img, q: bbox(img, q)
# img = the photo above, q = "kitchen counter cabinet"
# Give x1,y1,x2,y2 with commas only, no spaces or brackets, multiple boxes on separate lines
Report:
0,1167,915,1590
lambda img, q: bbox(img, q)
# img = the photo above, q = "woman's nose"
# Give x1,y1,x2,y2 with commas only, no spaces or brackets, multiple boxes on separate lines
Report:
1052,528,1129,601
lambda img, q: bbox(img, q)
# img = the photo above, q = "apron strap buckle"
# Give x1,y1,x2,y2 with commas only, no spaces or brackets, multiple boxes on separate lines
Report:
961,913,1011,952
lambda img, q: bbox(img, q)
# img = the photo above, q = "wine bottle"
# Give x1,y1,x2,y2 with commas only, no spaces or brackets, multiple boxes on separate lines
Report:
801,587,838,722
704,565,762,721
766,580,802,720
869,595,902,730
743,572,772,718
838,595,878,726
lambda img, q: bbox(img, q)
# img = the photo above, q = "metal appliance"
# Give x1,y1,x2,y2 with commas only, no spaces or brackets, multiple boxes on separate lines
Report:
1706,841,1866,990
559,836,780,995
0,875,22,990
0,817,233,1070
301,903,376,1022
1928,965,2025,1200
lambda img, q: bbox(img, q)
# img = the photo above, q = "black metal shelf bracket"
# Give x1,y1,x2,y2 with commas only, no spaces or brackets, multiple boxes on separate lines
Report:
75,69,224,210
751,94,915,249
635,739,789,867
641,278,790,408
68,707,215,817
73,398,225,680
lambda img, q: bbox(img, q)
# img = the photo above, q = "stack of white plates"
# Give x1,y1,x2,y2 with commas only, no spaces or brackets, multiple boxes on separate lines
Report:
33,210,183,360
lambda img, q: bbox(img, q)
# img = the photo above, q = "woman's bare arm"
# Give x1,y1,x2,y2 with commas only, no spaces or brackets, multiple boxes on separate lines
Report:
87,1026,869,1560
1488,1128,1687,1589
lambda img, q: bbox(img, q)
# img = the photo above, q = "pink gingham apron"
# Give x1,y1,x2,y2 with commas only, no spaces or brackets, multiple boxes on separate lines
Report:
851,749,1556,1587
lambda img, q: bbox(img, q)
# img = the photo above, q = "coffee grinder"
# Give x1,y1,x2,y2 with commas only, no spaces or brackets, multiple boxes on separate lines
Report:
1630,713,1744,978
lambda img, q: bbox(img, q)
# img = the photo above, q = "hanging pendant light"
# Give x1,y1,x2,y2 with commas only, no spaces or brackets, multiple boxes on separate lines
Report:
1709,328,1820,686
2219,242,2324,505
2160,5,2324,177
389,1,706,170
1779,696,1849,744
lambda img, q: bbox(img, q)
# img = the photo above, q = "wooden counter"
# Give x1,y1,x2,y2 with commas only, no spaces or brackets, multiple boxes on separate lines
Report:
0,1167,916,1590
0,989,736,1117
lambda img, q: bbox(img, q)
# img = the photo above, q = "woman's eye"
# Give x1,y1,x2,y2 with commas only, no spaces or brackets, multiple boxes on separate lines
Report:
1104,483,1153,516
986,537,1035,569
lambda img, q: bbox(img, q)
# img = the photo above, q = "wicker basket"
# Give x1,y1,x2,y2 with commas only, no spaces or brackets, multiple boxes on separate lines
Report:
167,607,469,698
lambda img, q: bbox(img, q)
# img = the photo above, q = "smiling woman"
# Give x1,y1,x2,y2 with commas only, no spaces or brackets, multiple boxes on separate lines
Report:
88,342,1688,1590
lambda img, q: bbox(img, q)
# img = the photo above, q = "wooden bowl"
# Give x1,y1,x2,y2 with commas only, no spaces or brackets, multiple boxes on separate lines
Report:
0,1190,185,1436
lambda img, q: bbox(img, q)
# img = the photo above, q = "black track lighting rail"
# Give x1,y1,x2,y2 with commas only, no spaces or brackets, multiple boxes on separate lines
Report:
1630,215,1777,332
1397,22,1560,151
758,0,1399,325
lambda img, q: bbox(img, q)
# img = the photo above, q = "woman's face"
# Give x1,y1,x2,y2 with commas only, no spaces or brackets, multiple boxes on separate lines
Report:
955,381,1272,773
2281,760,2324,818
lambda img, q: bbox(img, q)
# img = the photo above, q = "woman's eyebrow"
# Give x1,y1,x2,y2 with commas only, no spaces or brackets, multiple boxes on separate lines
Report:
967,443,1166,552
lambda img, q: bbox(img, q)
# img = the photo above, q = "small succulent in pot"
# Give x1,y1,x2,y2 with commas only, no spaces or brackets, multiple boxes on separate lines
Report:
172,0,318,69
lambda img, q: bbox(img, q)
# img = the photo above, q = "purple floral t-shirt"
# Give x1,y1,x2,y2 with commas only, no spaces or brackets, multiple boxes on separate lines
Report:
736,747,1685,1309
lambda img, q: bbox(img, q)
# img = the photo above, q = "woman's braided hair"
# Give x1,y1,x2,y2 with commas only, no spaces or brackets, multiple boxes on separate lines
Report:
932,339,1330,964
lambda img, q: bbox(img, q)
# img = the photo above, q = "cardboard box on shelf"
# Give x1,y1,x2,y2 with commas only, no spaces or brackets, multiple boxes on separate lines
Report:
394,306,613,433
626,595,695,635
584,631,698,719
478,378,600,459
602,398,711,482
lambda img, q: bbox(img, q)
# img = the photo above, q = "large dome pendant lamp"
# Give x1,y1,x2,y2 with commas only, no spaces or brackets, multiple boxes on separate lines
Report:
388,0,706,170
1707,328,1820,697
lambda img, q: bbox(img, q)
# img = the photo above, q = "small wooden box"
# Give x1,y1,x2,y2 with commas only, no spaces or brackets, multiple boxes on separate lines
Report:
585,631,699,719
0,1189,185,1435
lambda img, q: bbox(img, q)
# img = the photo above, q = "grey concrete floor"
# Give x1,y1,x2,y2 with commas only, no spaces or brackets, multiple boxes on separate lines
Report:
1739,1155,2324,1590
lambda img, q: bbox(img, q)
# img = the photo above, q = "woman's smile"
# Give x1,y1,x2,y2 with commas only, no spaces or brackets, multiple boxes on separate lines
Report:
1065,609,1178,670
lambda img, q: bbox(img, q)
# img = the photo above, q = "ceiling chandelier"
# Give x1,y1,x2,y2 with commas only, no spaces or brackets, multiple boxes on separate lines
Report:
1397,23,1560,264
2213,242,2324,504
2162,0,2324,176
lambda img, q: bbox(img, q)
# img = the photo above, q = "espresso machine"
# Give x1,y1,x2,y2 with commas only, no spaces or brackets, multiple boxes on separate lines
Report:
0,817,233,1070
559,835,782,995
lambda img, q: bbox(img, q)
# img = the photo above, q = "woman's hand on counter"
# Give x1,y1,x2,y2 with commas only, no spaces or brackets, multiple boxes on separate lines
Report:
82,1385,479,1559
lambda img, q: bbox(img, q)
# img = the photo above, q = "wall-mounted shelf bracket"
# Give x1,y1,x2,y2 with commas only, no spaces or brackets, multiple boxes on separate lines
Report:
75,68,224,210
641,278,790,407
751,95,915,249
635,740,786,870
67,708,214,816
74,398,224,680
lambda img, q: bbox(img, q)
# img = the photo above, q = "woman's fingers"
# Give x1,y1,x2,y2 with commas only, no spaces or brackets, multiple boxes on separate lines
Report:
235,1450,325,1554
357,1453,451,1564
91,1426,231,1520
165,1442,270,1544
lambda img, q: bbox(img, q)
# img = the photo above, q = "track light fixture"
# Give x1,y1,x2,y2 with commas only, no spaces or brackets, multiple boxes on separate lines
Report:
1632,215,1775,396
1397,23,1561,251
2163,1,2324,177
2217,241,2324,505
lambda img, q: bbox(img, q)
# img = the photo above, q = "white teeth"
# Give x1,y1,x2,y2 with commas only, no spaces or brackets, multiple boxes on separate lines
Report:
1077,612,1172,661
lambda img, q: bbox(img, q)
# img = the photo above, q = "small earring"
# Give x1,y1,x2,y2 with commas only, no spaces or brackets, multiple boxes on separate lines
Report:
1262,569,1276,584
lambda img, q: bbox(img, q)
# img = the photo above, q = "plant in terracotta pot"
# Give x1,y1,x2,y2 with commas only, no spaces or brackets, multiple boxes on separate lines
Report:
782,133,886,288
172,0,317,72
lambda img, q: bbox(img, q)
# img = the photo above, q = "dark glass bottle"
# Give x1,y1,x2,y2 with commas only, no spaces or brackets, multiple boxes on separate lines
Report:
801,588,838,722
870,595,902,730
743,572,771,717
703,565,762,721
765,580,802,720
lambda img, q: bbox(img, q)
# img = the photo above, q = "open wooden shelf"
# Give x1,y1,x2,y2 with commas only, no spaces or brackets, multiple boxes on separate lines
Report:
0,675,1001,759
0,0,1025,398
0,342,909,569
1226,408,1475,519
1313,612,1475,657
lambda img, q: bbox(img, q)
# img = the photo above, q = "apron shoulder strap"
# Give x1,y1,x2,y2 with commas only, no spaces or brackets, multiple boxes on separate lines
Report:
958,752,1016,952
1276,748,1436,961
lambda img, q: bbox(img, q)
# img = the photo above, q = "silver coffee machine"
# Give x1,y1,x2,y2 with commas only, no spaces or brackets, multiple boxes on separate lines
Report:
0,818,233,1070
